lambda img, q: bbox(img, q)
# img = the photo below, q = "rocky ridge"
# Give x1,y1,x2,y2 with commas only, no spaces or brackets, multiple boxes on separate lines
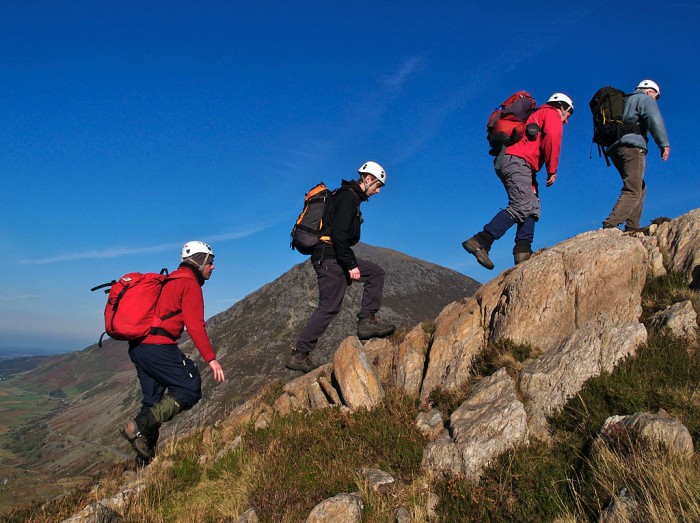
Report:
58,209,700,521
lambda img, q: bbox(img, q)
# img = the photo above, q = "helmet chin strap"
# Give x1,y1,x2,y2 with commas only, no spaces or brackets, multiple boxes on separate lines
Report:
361,176,379,194
185,253,211,272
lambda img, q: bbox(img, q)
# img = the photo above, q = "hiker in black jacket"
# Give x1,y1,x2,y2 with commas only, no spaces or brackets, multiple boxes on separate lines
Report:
286,161,396,373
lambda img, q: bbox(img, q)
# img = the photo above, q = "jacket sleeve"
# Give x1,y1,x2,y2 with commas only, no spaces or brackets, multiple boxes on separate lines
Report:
640,97,670,148
181,281,216,362
330,189,358,270
540,109,563,175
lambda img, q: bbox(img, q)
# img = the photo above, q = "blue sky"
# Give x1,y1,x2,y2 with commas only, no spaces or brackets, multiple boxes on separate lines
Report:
1,1,698,353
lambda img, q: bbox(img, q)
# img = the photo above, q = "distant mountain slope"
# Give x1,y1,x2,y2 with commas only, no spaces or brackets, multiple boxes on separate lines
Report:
198,243,480,417
4,243,480,492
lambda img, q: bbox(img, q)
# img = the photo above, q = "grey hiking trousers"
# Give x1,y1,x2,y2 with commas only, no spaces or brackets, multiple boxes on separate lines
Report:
495,154,540,222
605,146,647,229
296,257,385,353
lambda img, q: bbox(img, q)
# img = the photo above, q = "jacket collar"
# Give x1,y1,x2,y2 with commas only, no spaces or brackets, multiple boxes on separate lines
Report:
341,179,369,202
178,262,205,286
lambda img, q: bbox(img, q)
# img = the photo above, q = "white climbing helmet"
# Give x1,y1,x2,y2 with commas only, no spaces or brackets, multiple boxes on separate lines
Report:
637,79,661,98
358,161,387,186
181,240,214,262
547,92,574,114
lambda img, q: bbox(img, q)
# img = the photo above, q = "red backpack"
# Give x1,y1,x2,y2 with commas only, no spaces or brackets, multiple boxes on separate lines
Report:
91,270,183,347
486,91,536,156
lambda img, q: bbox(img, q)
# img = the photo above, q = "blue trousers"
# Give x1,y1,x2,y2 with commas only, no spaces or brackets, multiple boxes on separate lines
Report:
128,343,202,418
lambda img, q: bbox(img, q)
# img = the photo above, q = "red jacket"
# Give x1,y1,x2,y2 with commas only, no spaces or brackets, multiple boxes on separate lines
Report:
142,265,216,362
505,104,564,176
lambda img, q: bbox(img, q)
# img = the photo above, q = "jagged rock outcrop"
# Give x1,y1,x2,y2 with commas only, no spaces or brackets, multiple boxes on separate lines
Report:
395,324,428,396
240,222,692,481
421,230,648,403
649,300,698,339
520,322,648,441
333,337,385,409
422,368,529,479
653,209,700,288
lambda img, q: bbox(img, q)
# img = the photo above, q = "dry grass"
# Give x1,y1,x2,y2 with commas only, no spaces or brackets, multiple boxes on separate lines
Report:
560,436,700,522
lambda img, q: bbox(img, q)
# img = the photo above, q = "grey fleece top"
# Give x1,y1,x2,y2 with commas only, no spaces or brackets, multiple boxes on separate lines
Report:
618,89,670,151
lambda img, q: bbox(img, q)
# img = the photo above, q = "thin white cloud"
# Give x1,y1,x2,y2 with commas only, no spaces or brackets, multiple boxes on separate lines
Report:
381,55,424,92
21,224,272,265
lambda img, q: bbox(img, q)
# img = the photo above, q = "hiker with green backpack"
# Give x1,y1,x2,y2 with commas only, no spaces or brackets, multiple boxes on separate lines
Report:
597,80,670,232
287,161,396,373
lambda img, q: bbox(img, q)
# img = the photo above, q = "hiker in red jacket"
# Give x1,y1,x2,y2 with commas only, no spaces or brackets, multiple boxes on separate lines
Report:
463,93,574,269
120,241,225,464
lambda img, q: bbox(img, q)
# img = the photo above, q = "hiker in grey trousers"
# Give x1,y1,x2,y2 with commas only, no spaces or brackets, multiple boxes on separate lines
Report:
603,79,670,232
286,161,396,374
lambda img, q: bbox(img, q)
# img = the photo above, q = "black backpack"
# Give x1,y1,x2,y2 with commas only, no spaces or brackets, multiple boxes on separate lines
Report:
290,183,333,255
589,86,640,165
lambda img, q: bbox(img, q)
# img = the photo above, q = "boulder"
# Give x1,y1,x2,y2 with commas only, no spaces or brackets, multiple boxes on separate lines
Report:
308,381,332,410
420,430,462,477
520,323,647,440
395,324,429,396
600,409,694,458
415,408,444,441
649,300,698,339
420,297,484,402
306,492,363,523
363,338,396,382
357,467,395,491
423,369,528,480
333,337,385,410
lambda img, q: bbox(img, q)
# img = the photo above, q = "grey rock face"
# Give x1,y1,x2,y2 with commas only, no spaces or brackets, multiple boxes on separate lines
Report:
600,410,694,458
649,300,698,339
653,209,700,288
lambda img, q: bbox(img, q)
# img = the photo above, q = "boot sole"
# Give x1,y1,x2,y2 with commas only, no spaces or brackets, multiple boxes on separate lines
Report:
358,326,396,340
462,240,494,270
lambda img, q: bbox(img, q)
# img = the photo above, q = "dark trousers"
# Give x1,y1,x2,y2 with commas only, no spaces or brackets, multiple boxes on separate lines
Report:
605,146,647,229
128,343,202,417
296,257,385,353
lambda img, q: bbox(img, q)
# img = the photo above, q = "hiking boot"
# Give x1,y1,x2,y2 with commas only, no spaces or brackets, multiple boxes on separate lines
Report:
285,350,318,373
120,420,151,461
602,222,618,230
513,241,533,265
462,236,494,270
357,314,396,340
513,251,532,265
623,225,648,235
